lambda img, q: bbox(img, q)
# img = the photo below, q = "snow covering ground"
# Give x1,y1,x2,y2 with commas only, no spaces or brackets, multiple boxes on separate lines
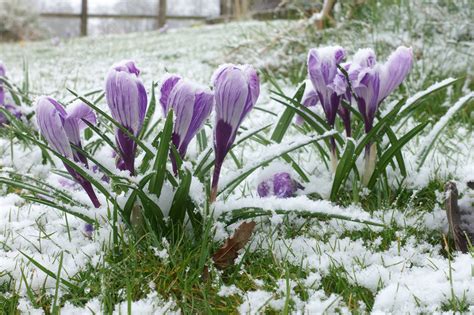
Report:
0,3,473,313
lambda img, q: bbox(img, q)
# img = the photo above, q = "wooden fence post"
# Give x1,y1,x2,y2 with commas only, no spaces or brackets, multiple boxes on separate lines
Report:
80,0,88,36
158,0,167,28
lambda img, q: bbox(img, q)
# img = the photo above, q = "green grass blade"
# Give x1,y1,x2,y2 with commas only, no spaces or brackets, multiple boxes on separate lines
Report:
330,139,356,201
367,121,429,188
149,111,173,196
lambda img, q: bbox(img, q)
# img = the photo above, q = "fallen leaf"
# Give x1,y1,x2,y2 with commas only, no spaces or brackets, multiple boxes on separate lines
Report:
212,221,256,270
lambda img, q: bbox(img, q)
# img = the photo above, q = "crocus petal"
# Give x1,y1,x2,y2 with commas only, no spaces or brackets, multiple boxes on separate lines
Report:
296,82,319,125
165,78,213,161
67,101,97,130
36,96,73,158
160,74,181,117
353,69,380,132
213,64,259,163
105,60,147,136
378,46,413,102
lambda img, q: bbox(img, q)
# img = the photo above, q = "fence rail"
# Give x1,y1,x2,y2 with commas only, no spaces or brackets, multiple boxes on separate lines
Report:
40,0,207,36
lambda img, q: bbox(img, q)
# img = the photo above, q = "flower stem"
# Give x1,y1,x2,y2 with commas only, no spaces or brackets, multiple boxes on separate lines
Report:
210,162,222,203
330,148,338,173
363,143,377,186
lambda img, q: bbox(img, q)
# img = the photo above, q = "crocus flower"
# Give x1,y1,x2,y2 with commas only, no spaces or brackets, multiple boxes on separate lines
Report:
307,46,346,170
36,96,100,208
161,78,214,173
105,60,147,175
257,172,302,198
295,81,319,125
211,64,260,201
348,46,413,183
0,62,6,105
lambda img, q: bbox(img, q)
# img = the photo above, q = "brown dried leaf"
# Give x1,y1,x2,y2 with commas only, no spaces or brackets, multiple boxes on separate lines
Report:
212,221,256,270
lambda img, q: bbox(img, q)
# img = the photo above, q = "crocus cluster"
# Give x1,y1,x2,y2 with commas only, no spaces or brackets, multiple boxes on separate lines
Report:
105,60,147,176
210,64,260,201
36,60,259,208
36,97,101,208
160,75,214,174
305,46,413,181
258,172,302,198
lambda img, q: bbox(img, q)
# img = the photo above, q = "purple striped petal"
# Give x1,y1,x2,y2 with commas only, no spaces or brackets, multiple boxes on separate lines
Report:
36,96,73,158
353,68,380,133
168,80,213,157
160,74,181,117
105,60,147,175
378,46,413,102
67,101,97,130
296,82,319,125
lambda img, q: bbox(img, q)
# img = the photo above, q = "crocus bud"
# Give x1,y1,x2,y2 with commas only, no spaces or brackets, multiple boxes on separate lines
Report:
308,46,347,171
211,64,260,201
307,46,346,129
257,172,301,198
160,74,182,117
163,79,213,173
295,81,319,125
0,61,6,105
105,60,147,175
36,97,100,208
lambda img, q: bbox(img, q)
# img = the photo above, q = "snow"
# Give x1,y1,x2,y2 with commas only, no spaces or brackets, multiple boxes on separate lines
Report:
0,2,473,312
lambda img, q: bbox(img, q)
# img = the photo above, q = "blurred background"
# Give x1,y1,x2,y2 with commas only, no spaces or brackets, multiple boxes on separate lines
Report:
0,0,323,41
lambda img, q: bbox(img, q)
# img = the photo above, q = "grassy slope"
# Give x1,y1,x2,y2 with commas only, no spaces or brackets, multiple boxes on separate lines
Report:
0,1,473,313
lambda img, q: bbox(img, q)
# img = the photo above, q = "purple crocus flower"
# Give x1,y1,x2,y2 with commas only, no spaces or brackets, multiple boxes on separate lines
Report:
36,97,100,208
160,74,182,117
348,47,413,183
349,47,412,133
0,62,6,105
307,46,347,171
211,64,260,201
161,78,214,173
105,60,147,175
257,172,301,198
307,46,346,129
295,81,319,125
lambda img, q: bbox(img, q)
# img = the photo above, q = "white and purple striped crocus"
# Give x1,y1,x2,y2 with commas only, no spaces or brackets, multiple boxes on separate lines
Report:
105,60,147,176
307,46,347,170
160,76,214,173
348,46,413,183
257,172,302,198
210,64,260,201
36,97,100,208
